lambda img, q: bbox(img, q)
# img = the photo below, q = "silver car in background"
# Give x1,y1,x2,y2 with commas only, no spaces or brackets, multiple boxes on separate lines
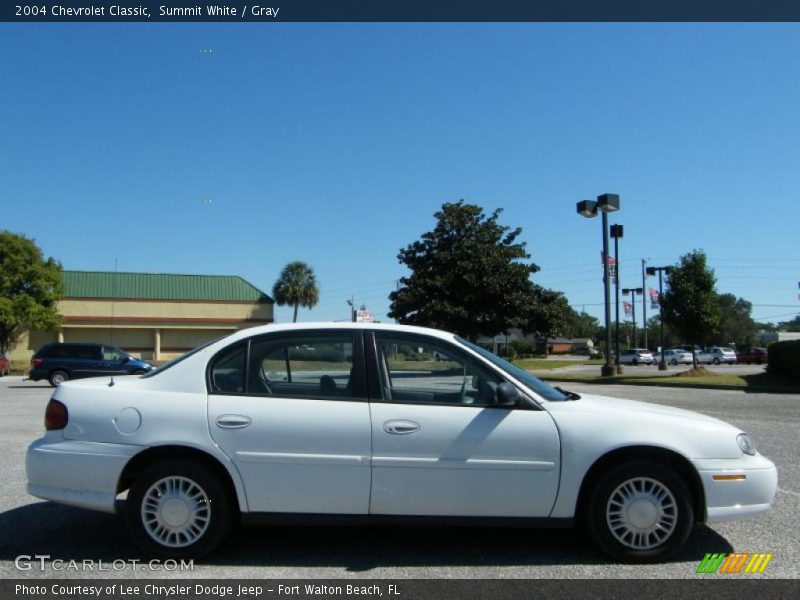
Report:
618,348,655,365
662,349,694,365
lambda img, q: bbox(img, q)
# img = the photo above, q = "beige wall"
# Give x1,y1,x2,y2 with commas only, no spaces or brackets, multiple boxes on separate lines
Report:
5,298,273,367
59,299,272,322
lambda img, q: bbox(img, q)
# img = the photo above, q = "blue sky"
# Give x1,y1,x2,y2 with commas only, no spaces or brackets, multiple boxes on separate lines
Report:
1,23,798,326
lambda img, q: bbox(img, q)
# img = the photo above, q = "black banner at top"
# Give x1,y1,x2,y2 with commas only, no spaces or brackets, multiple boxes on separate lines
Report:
5,0,800,22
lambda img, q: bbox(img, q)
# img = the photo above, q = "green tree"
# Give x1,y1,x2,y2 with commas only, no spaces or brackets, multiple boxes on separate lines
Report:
522,286,571,356
388,201,541,340
0,231,64,354
272,261,320,323
562,308,600,340
777,316,800,332
713,293,757,349
660,250,721,365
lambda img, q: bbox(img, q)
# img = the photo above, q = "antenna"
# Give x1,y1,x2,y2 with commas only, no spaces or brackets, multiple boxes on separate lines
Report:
109,258,117,387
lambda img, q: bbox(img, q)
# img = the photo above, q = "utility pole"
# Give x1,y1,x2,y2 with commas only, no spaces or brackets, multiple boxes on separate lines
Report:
610,224,623,373
646,266,673,370
622,288,643,349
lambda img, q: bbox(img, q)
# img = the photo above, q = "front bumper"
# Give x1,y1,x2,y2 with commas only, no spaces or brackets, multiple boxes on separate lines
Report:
26,436,141,513
692,454,778,523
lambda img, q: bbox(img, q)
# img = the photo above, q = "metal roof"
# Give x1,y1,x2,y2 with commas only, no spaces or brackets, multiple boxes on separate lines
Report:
63,271,273,303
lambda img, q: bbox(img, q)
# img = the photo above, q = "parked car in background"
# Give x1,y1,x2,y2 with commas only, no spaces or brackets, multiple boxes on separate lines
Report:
0,353,10,377
736,347,768,365
574,347,602,358
26,322,777,563
618,348,655,365
697,347,737,365
29,343,155,386
662,349,693,366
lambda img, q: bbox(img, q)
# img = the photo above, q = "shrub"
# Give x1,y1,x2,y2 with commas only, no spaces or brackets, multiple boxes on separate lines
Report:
767,340,800,380
509,339,537,358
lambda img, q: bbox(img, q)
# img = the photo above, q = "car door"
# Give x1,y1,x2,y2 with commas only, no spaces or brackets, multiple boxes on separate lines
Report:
69,345,104,379
366,331,561,518
207,330,372,514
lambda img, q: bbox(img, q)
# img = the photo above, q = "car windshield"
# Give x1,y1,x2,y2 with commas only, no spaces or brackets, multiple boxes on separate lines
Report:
457,338,568,402
141,335,228,378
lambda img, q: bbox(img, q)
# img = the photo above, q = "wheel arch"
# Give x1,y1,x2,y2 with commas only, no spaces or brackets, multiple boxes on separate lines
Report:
575,445,706,524
117,445,247,513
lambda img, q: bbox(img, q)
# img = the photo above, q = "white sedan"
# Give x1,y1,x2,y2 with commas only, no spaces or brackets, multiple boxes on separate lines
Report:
26,323,777,562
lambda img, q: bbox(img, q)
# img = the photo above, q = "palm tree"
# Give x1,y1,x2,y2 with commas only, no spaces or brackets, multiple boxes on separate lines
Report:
272,261,320,322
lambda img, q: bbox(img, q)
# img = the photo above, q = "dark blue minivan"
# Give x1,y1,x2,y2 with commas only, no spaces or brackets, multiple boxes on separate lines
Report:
29,343,155,386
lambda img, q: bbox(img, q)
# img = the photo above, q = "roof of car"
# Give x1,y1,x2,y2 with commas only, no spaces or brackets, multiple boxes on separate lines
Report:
220,321,460,345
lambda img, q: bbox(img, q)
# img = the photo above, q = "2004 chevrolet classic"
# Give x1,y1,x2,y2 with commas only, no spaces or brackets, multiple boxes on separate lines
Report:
26,323,777,561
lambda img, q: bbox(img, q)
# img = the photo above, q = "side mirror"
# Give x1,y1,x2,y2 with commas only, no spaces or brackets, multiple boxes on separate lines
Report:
495,382,520,406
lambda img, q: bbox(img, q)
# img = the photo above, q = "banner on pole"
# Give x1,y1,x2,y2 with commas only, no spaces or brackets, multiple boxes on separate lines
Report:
624,301,633,316
601,252,618,284
649,287,660,309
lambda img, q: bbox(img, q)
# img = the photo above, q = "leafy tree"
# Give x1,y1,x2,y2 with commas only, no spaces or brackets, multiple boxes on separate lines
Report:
777,315,800,332
660,250,721,365
388,201,541,340
562,308,600,340
522,286,571,356
0,231,63,354
272,261,320,323
712,293,757,349
644,314,679,351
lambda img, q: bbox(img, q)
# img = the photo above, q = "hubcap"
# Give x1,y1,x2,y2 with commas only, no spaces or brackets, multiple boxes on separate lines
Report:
606,477,678,550
52,373,65,384
141,476,210,548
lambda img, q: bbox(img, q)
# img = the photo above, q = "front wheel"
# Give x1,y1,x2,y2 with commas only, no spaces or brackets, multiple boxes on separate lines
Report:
126,460,233,559
586,461,694,562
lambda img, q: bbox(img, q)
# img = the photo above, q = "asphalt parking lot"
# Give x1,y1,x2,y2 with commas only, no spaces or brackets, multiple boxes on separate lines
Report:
0,376,797,579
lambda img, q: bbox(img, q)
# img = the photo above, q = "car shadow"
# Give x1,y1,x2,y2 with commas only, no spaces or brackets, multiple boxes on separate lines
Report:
6,385,52,389
0,502,733,571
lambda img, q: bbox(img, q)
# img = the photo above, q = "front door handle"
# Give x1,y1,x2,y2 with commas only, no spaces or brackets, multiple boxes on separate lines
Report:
384,420,420,435
216,415,252,429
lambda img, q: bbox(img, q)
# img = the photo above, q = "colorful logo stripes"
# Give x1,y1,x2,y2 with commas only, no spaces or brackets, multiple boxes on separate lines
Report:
697,552,773,574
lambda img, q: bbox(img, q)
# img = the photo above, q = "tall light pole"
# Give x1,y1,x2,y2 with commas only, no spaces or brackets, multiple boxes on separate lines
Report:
577,193,620,377
610,224,623,373
646,266,673,370
641,259,648,349
622,287,643,349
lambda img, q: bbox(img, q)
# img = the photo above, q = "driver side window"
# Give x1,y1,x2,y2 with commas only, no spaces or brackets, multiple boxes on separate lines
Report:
374,334,503,406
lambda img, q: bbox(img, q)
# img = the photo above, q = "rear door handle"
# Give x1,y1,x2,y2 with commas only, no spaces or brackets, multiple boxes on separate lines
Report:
215,415,252,429
383,420,420,435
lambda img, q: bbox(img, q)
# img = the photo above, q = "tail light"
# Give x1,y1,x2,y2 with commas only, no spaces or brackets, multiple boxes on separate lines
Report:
44,399,68,430
32,358,43,367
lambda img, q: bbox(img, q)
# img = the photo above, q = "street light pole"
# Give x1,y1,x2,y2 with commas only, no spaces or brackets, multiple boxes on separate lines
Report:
641,259,648,349
622,287,643,349
610,224,623,374
577,194,620,377
646,266,673,370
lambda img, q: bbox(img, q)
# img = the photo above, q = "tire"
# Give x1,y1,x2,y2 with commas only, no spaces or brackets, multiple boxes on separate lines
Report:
126,460,233,559
49,370,69,387
712,358,720,365
632,359,638,366
586,461,694,563
669,360,677,366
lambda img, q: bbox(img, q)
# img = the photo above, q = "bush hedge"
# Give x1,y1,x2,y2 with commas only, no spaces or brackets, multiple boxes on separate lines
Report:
767,340,800,380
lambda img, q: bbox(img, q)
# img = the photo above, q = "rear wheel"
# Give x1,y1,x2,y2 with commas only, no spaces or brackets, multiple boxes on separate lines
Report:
632,359,638,366
713,358,721,365
49,370,69,386
586,461,694,562
126,460,233,559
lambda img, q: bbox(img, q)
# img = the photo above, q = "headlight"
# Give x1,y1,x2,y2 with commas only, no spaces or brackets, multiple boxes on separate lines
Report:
737,433,756,456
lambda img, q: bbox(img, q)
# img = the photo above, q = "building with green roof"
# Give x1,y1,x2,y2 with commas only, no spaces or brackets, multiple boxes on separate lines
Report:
9,270,273,364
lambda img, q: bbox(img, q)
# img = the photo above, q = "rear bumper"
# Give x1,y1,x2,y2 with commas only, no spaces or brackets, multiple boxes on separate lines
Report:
26,437,140,513
27,368,47,381
692,454,778,523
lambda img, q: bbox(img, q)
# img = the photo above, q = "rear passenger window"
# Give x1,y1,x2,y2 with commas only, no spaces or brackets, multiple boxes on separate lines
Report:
247,333,361,400
209,343,247,394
